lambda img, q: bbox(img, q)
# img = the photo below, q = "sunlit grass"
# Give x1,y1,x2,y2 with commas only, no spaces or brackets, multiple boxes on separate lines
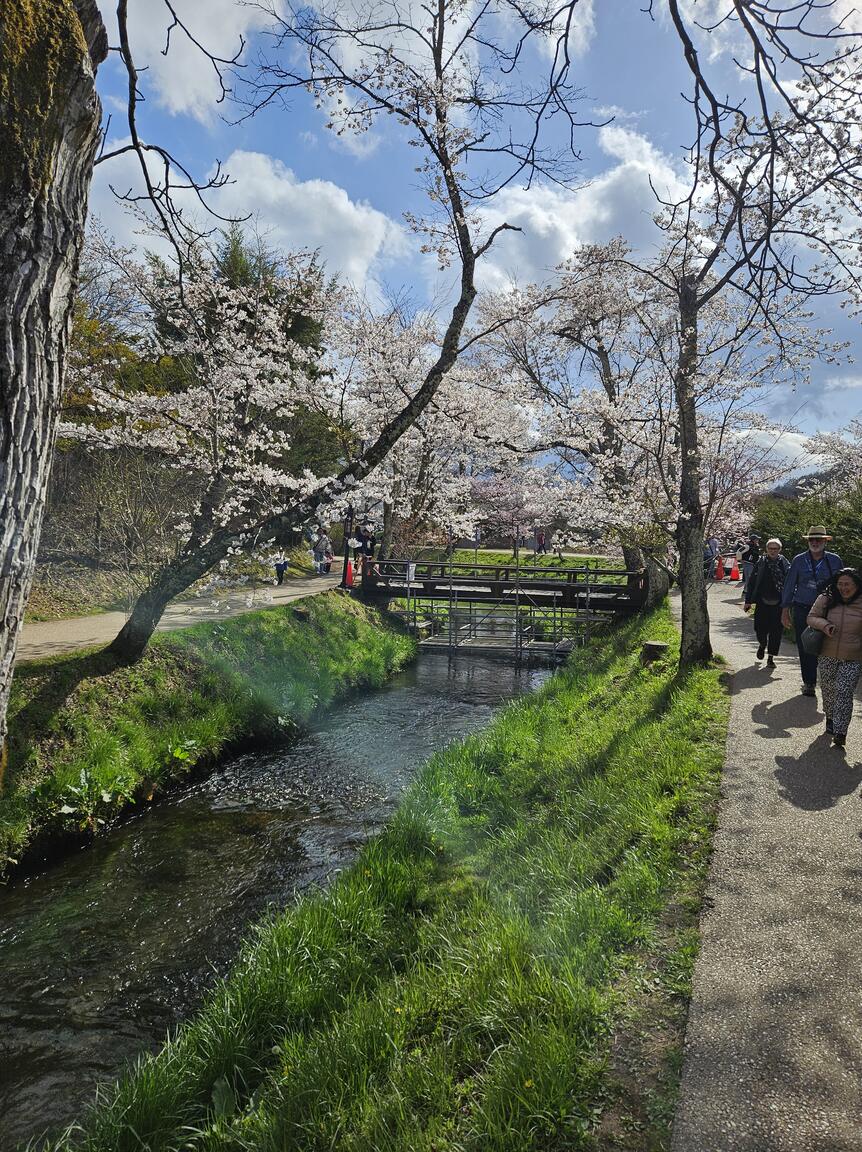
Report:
49,605,728,1152
0,593,415,876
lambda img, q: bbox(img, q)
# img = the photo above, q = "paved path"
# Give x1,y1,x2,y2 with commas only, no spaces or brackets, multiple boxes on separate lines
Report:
672,581,862,1151
17,575,341,663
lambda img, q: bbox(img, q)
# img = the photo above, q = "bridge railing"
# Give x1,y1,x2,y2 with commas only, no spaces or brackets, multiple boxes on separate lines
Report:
354,557,647,610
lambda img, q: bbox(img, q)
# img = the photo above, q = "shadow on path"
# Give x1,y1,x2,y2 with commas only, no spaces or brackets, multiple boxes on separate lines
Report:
774,735,862,811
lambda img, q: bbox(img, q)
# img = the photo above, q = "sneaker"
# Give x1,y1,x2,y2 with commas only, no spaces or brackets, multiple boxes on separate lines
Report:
826,717,834,734
802,684,817,697
833,733,846,748
767,655,775,667
756,645,765,660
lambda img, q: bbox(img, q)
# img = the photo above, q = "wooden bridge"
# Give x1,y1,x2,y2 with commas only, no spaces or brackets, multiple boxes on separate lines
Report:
351,558,647,658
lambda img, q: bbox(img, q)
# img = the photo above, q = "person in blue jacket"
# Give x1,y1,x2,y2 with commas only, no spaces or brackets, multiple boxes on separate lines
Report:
781,526,843,695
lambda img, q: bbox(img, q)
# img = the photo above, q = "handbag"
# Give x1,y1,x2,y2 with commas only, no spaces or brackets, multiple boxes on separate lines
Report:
801,625,825,656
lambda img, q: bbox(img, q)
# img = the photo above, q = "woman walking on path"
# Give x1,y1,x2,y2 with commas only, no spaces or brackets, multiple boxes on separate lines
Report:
743,539,789,666
780,526,843,696
806,568,862,748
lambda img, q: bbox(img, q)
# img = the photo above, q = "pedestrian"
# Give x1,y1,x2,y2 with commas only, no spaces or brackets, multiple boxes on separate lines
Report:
312,527,333,574
739,532,761,588
535,529,547,555
705,534,720,581
273,550,289,586
361,525,376,558
780,526,843,696
806,568,862,748
743,538,789,666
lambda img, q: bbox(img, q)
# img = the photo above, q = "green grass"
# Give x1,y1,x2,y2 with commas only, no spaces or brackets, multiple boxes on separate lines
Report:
48,605,728,1152
442,549,617,571
1,593,414,877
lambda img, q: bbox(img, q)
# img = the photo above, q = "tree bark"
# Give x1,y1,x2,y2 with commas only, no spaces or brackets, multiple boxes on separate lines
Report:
0,2,107,748
379,498,395,561
644,555,671,611
674,274,712,666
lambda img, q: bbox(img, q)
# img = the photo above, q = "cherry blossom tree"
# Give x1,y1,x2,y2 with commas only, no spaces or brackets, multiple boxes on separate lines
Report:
325,290,538,557
62,237,333,659
478,238,823,634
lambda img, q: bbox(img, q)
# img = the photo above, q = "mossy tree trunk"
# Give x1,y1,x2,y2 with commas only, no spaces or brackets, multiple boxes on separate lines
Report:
0,1,107,750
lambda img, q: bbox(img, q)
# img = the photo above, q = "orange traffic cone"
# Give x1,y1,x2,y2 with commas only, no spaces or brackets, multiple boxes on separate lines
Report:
729,557,740,581
344,559,354,587
715,555,724,579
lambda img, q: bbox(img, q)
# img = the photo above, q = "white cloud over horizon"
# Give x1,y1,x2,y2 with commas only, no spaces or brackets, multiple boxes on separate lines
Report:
474,124,687,290
97,0,270,125
88,147,408,292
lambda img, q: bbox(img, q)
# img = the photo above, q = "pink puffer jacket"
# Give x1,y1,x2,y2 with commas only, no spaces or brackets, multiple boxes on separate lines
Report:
807,593,862,662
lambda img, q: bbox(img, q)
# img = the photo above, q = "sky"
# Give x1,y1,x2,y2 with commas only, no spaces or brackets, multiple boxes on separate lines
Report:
90,0,861,459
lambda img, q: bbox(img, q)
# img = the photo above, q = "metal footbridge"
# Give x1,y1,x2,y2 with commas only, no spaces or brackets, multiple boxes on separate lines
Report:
351,557,647,659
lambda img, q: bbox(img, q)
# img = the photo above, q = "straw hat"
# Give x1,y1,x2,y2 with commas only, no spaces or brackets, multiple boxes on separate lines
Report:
803,525,832,540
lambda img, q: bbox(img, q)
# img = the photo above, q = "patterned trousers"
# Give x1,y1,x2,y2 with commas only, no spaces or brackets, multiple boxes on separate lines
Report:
818,657,862,737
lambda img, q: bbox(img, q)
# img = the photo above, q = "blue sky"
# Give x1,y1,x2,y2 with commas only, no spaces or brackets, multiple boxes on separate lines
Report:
90,1,860,451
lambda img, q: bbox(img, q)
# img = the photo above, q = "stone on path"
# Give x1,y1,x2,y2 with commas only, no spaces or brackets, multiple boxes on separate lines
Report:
672,583,862,1152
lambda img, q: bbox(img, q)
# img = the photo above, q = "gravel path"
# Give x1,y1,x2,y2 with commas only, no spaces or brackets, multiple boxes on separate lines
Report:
672,581,862,1151
16,575,341,663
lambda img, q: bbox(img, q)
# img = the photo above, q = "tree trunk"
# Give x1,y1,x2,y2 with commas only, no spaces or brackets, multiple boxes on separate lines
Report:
379,499,395,561
106,546,223,662
622,543,644,571
0,2,107,748
674,275,712,666
644,555,671,611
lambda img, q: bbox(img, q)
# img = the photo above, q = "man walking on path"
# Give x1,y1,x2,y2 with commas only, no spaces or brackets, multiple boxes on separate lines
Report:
672,580,862,1152
780,526,842,696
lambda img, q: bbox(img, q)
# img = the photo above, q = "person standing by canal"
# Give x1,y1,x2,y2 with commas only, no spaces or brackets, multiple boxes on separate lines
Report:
743,538,789,666
806,568,862,747
781,527,843,696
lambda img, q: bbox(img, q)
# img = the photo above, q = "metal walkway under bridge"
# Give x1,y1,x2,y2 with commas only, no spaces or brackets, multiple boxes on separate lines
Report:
352,557,648,660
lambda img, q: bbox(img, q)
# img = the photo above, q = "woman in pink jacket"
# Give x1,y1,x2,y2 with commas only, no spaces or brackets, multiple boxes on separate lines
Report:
807,568,862,748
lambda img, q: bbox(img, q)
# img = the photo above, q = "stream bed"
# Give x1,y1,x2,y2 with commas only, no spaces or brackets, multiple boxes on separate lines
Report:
0,654,551,1149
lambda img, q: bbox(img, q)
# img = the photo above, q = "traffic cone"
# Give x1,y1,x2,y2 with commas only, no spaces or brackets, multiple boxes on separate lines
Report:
729,557,740,581
715,555,724,579
345,559,354,587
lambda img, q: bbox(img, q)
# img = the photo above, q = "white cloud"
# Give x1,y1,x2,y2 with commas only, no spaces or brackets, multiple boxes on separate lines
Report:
474,125,687,288
88,146,408,291
823,373,862,393
736,429,825,472
210,151,408,286
538,0,596,61
98,0,270,124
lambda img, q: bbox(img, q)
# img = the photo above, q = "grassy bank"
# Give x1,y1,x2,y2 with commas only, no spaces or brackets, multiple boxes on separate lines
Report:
1,593,414,877
51,605,728,1152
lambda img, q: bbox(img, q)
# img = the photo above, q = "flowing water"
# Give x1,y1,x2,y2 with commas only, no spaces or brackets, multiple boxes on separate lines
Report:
0,654,551,1149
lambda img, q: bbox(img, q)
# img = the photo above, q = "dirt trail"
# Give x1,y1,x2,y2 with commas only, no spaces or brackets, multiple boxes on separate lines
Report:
16,575,341,663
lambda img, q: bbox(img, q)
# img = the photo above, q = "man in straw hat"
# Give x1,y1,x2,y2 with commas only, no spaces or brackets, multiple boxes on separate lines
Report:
781,527,843,695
